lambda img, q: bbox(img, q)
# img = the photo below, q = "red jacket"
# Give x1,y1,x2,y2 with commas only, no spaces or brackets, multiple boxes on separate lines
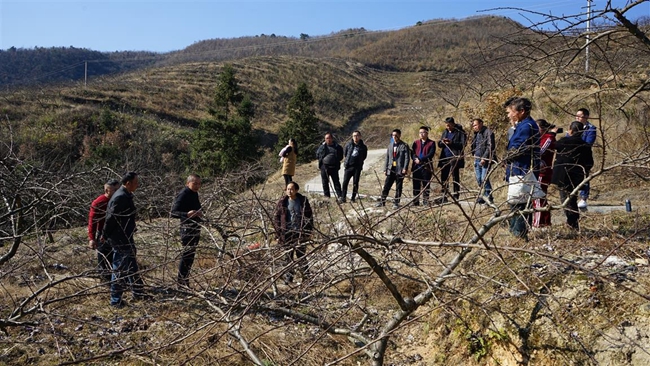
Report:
539,132,556,180
88,194,109,241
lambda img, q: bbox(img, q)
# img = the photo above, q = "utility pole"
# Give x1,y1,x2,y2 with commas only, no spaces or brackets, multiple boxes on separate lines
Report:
585,0,591,73
84,61,87,87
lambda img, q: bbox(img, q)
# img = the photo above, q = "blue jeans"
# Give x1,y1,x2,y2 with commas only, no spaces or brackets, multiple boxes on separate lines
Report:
474,159,492,199
110,246,144,305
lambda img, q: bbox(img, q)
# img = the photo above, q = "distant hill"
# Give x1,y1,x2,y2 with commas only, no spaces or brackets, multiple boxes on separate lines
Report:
0,47,163,88
164,16,524,72
0,16,523,88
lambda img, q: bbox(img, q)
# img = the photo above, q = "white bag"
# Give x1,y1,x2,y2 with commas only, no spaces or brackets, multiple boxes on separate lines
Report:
507,170,545,204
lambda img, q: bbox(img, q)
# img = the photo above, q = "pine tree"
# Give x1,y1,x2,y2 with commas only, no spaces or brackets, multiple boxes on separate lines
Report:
192,64,260,176
277,83,320,163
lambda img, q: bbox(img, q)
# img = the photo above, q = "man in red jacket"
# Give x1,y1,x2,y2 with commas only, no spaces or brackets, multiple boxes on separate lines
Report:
88,179,120,284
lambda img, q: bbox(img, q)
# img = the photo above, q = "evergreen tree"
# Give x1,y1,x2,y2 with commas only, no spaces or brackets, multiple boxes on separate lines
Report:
277,83,320,163
192,64,260,176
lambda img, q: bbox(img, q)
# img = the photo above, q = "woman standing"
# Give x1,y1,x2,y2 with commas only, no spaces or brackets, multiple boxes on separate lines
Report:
280,138,298,185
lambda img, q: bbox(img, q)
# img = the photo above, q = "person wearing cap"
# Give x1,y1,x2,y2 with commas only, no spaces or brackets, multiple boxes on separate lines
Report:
503,97,540,240
171,174,204,289
552,121,594,230
532,119,557,228
436,117,467,203
575,108,596,210
88,179,121,284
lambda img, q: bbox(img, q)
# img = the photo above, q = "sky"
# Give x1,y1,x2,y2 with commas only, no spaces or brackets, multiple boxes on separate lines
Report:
1,0,649,53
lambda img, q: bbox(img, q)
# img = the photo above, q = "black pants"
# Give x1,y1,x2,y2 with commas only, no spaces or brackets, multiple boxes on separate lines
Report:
283,231,308,277
509,202,531,239
320,165,342,198
559,189,580,229
412,166,432,205
380,170,404,205
96,240,114,284
440,163,461,199
178,230,200,283
283,174,293,186
342,166,362,201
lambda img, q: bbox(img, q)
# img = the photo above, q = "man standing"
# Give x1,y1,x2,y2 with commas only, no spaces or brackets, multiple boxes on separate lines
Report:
274,182,313,284
377,129,410,208
103,172,145,307
341,131,368,203
504,97,540,240
411,126,436,206
552,121,594,230
575,108,596,210
316,132,344,200
171,174,203,289
470,118,495,204
88,179,120,284
437,117,467,203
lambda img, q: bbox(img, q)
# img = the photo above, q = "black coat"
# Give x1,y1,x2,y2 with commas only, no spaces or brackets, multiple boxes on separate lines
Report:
551,133,594,191
171,187,202,233
103,186,137,249
438,125,467,169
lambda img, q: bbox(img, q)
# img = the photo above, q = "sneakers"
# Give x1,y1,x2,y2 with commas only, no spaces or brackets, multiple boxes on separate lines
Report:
392,203,400,209
578,199,588,209
375,202,385,207
476,197,486,205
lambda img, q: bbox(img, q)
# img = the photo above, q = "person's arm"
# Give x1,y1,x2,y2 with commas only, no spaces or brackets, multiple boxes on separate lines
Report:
102,196,121,239
360,144,368,162
337,145,344,161
411,141,418,163
583,123,597,145
171,190,188,220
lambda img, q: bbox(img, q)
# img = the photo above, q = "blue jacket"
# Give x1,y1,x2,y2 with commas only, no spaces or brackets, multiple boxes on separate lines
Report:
506,116,540,176
582,121,597,145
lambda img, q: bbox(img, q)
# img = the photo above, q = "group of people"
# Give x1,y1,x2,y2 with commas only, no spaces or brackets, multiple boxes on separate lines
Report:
503,98,595,240
88,172,204,307
88,99,597,304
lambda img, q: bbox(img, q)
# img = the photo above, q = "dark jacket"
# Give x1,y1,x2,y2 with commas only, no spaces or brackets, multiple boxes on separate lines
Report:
471,126,496,164
344,140,368,168
316,142,344,169
103,186,137,249
383,139,410,174
551,133,594,191
171,187,202,234
274,193,313,245
506,116,540,176
411,138,436,172
438,125,467,169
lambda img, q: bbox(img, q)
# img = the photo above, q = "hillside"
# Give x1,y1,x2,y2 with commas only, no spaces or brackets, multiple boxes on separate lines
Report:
0,16,525,89
2,6,650,365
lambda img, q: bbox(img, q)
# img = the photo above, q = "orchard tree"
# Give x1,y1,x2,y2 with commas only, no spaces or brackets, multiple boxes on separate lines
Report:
277,82,320,163
192,64,260,176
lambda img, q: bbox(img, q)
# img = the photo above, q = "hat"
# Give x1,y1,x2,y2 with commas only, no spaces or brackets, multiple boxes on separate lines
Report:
537,119,555,130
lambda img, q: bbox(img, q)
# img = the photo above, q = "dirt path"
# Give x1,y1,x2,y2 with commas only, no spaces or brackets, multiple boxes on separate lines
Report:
304,149,385,198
